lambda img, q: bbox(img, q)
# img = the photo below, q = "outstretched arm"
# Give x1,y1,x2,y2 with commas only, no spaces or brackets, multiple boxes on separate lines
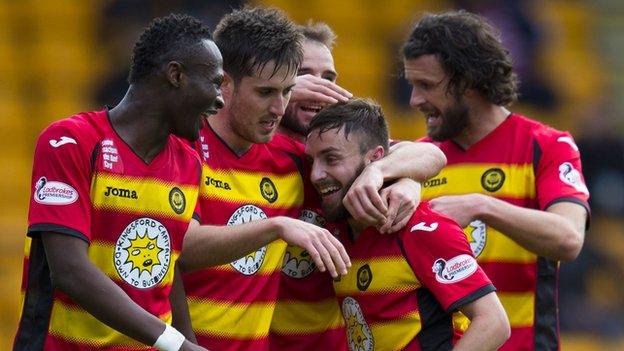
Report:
178,217,350,277
42,232,206,351
430,195,587,261
453,291,510,351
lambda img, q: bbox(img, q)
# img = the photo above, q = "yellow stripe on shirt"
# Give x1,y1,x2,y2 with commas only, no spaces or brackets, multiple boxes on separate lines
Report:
200,166,304,209
91,172,198,221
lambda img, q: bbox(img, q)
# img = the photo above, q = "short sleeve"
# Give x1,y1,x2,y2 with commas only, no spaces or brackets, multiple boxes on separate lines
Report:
399,205,494,312
27,122,94,242
534,130,590,212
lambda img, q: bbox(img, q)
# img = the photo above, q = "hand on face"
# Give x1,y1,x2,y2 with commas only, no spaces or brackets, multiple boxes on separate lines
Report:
290,74,352,105
342,164,388,228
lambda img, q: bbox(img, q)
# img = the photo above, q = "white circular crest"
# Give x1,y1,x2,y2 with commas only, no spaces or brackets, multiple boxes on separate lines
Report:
281,209,326,278
229,205,268,275
114,217,171,289
342,297,374,351
466,220,487,257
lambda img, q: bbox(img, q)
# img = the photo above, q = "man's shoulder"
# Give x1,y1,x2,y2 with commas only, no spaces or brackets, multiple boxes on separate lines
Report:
400,202,460,237
270,132,305,155
38,110,107,151
509,113,570,140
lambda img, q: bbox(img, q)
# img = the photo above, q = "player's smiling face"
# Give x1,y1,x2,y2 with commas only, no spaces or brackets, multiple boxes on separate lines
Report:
305,126,366,221
404,54,469,141
283,40,337,136
225,60,296,147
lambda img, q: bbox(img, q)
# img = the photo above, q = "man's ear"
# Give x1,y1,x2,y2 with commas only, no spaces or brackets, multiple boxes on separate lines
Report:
366,145,385,164
221,73,234,101
166,61,184,88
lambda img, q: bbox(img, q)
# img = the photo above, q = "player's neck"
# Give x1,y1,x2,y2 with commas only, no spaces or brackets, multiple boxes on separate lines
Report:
108,85,170,163
208,109,254,156
278,126,305,143
453,104,510,149
347,217,367,241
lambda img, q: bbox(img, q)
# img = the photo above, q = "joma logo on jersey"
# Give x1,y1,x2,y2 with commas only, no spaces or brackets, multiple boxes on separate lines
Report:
204,176,231,190
423,177,447,188
104,186,138,199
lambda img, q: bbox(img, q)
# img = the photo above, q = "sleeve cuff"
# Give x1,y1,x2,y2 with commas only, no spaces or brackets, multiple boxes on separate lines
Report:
446,283,496,313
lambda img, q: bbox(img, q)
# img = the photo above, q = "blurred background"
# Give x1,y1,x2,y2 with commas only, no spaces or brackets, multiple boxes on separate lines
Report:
1,0,623,349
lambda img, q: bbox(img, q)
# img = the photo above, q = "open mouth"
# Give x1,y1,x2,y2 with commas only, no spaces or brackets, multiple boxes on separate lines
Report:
143,259,153,267
317,185,341,197
301,104,323,114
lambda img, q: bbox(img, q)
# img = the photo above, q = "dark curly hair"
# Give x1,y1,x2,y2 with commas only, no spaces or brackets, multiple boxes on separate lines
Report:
309,98,389,154
128,13,212,84
402,10,518,106
214,6,303,82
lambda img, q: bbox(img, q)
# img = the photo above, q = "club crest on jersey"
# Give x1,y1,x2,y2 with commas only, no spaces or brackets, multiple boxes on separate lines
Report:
33,176,78,205
342,297,374,351
168,187,186,215
432,254,478,284
558,162,589,195
114,217,171,289
466,220,487,257
481,168,505,192
229,205,268,275
260,177,278,203
357,264,373,291
281,210,326,278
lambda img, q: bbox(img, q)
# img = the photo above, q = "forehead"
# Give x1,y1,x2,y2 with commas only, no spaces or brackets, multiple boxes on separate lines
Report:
403,54,445,82
305,127,360,156
301,40,334,70
242,59,297,87
195,40,223,68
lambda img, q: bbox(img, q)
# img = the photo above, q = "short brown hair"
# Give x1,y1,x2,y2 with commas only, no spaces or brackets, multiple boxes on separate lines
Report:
298,20,337,50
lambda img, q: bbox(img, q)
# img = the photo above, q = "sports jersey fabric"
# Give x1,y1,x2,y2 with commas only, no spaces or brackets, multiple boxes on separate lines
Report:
15,110,201,350
332,202,494,351
420,113,590,351
183,120,305,351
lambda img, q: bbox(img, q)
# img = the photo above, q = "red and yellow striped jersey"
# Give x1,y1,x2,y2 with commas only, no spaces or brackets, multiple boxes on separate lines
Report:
15,110,201,350
268,134,347,351
183,121,305,351
332,202,494,351
420,113,590,350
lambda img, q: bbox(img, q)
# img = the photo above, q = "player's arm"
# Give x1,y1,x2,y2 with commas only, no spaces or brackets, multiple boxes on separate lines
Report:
460,196,586,261
178,217,350,277
344,141,446,228
452,291,510,351
170,264,196,342
42,232,206,351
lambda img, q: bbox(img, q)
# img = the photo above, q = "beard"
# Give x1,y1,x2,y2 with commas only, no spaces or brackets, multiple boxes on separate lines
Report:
428,99,470,142
281,105,309,136
320,162,366,222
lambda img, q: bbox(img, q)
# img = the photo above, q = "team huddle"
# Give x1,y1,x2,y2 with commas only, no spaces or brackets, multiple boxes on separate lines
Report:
13,6,589,351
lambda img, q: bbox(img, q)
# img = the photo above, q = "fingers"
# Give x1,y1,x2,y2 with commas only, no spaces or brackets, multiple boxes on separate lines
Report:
307,229,350,278
292,74,352,104
379,193,399,234
343,190,387,227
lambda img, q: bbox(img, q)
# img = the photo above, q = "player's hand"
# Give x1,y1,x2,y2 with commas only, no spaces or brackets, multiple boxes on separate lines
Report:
275,217,350,277
290,74,352,105
430,194,482,227
343,163,388,228
179,339,210,351
378,179,421,234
